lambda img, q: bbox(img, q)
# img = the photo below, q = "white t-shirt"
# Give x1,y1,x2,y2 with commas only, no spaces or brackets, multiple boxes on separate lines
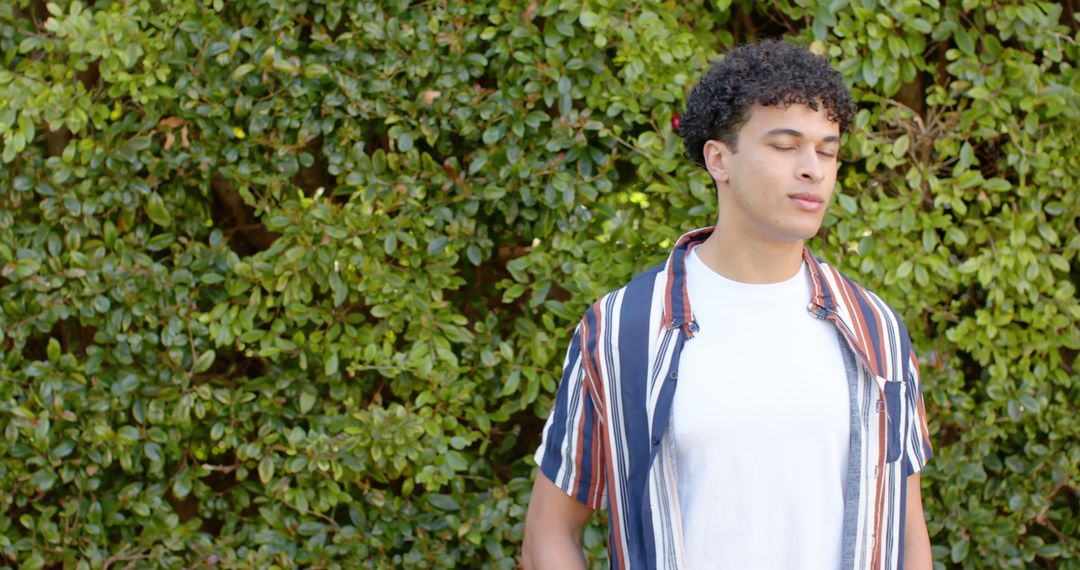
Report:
673,248,850,568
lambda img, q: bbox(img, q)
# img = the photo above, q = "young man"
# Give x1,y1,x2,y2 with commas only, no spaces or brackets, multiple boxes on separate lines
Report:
521,40,934,570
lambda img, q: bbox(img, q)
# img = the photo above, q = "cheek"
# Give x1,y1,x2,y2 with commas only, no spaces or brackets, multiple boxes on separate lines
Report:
738,154,785,190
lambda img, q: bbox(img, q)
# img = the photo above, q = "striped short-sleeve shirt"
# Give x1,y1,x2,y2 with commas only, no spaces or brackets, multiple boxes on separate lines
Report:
535,227,933,570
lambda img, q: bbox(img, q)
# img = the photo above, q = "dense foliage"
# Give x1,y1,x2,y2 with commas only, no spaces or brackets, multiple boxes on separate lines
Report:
1,1,1077,568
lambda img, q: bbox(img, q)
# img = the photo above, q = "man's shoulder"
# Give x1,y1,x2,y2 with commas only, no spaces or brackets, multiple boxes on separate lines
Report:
816,256,906,325
576,261,666,331
595,261,666,308
814,255,916,377
623,261,668,294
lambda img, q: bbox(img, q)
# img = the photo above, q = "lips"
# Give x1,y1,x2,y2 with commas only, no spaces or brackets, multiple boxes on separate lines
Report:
788,192,824,212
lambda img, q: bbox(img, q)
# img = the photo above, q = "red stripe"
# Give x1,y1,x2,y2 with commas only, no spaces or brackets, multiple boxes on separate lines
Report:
864,289,888,377
582,301,624,565
802,247,828,308
589,411,605,509
680,272,693,336
664,260,675,330
662,227,713,331
831,267,877,374
580,304,604,409
573,312,598,505
603,429,628,566
588,301,608,510
571,380,588,501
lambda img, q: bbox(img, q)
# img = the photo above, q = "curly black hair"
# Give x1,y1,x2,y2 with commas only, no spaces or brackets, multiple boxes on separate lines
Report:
679,39,855,168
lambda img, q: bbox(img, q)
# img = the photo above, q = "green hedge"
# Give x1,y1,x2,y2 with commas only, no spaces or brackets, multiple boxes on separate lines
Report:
1,0,1077,568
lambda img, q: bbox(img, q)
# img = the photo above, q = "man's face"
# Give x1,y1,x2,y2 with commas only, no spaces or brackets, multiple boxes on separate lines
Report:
704,102,841,245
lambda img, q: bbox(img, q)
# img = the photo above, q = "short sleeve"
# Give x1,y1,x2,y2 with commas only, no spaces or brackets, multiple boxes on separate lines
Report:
533,322,607,510
903,350,933,475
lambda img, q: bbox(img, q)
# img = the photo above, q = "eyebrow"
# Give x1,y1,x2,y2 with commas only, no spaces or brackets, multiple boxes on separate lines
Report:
763,128,840,143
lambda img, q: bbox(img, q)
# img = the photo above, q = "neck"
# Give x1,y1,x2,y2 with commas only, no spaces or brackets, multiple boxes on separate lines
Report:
695,226,805,284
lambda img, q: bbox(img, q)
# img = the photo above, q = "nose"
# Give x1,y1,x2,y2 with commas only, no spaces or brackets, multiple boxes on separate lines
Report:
797,149,825,183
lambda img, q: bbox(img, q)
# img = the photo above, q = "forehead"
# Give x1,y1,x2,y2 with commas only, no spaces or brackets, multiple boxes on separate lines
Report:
741,103,840,140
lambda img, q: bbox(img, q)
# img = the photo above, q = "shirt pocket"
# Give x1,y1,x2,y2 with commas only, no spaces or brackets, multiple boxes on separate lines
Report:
883,380,906,463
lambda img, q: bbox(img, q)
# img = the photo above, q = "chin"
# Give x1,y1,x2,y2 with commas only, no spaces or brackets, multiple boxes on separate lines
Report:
776,226,823,242
788,219,826,240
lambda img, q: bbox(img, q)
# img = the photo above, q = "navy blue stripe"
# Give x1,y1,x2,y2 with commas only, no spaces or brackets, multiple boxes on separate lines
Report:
843,272,887,377
896,471,908,570
649,329,686,465
650,332,673,393
669,252,688,327
609,523,623,570
617,270,656,566
540,328,581,480
896,313,912,382
574,398,598,505
602,293,632,550
666,234,707,328
642,491,657,570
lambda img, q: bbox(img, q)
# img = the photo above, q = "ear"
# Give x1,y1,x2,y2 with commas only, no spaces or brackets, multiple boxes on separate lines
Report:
703,139,733,185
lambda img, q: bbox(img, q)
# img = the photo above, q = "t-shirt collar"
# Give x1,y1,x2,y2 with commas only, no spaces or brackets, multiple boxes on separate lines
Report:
661,226,838,338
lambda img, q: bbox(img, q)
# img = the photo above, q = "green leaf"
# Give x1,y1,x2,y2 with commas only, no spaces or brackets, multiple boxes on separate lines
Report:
146,232,175,251
909,18,932,33
445,450,468,471
194,349,216,373
984,178,1010,192
117,425,140,444
258,456,275,484
503,369,521,396
466,244,482,266
895,260,913,279
579,10,601,28
173,470,193,499
428,494,460,511
955,28,974,55
837,193,857,214
145,192,172,227
502,283,526,302
144,442,162,462
947,227,968,247
397,131,413,152
31,469,58,492
956,258,980,274
303,63,330,78
93,295,111,313
46,338,61,362
891,135,909,158
299,391,317,414
950,536,969,562
427,237,448,255
231,63,256,80
49,440,75,460
324,352,339,376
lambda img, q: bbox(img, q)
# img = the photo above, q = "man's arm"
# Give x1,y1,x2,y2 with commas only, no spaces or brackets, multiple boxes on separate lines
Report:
522,472,594,570
904,473,933,570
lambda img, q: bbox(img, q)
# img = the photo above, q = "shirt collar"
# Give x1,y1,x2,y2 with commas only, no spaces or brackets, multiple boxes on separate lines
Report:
661,226,839,337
